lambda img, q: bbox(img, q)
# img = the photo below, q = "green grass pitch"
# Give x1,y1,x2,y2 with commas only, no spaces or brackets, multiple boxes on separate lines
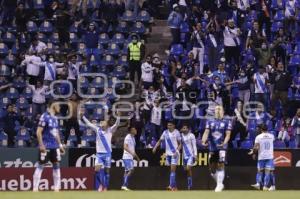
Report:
1,191,300,199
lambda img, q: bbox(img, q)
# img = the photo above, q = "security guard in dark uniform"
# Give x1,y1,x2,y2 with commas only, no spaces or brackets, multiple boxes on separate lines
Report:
127,34,145,84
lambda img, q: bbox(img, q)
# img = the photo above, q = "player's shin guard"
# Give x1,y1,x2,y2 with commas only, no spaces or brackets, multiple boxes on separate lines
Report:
33,164,44,191
256,172,262,185
216,169,225,185
264,172,271,187
170,172,176,188
187,176,192,190
52,163,61,191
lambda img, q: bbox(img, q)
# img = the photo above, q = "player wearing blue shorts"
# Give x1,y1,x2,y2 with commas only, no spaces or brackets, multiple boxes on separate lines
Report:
153,121,181,191
82,111,120,192
202,106,232,192
181,125,197,190
121,126,140,191
249,123,276,191
33,100,65,192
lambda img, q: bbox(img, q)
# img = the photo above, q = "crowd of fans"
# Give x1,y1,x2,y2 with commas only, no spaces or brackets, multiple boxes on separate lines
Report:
0,0,300,150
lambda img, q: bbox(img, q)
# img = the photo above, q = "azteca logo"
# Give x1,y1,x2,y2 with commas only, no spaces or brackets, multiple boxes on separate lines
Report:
75,154,149,167
274,151,292,167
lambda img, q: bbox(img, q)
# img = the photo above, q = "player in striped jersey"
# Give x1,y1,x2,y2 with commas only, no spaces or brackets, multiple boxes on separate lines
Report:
33,100,65,192
153,121,181,191
202,106,232,192
249,123,276,191
181,125,197,190
121,126,140,191
81,111,120,192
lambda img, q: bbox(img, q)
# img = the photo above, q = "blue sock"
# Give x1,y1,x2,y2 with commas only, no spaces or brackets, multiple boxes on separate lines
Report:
264,173,270,187
123,173,129,187
256,172,262,185
187,176,192,190
99,169,105,188
105,173,110,188
270,173,276,186
170,172,176,188
95,171,100,190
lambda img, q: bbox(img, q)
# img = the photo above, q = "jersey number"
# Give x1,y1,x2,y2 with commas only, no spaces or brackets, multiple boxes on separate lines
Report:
264,142,271,150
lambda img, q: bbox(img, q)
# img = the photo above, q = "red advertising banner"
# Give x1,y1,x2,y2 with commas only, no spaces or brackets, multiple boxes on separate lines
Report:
0,168,94,191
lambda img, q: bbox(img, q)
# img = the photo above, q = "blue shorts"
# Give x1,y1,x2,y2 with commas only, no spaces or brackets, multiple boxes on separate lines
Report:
166,155,178,166
183,156,195,167
257,159,275,170
123,159,134,171
95,153,111,168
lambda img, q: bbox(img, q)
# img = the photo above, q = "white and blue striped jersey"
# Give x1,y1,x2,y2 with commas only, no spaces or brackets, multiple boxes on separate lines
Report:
160,129,181,156
122,134,136,160
255,132,274,160
181,132,197,158
83,116,120,154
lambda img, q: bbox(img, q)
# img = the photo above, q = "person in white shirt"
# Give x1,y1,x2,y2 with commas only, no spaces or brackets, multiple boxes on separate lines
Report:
81,111,120,192
237,0,250,11
153,121,181,191
191,23,205,74
181,125,197,190
253,66,269,109
141,55,155,89
21,50,43,85
67,54,82,90
27,80,49,118
121,126,140,191
150,100,162,142
29,37,47,59
38,55,64,85
223,19,242,65
285,0,296,31
249,123,276,191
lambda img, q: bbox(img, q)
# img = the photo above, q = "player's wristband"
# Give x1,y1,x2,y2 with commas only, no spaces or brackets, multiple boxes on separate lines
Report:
59,144,63,148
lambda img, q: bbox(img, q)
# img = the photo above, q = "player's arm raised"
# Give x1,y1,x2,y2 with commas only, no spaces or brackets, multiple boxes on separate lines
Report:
82,115,98,132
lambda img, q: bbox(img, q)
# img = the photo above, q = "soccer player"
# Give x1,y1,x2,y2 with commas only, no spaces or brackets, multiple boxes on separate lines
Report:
121,126,140,191
181,125,197,190
249,123,276,191
33,100,65,192
202,105,232,192
81,111,120,192
153,121,181,191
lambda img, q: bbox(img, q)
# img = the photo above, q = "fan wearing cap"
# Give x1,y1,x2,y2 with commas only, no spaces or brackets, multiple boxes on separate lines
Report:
127,34,145,84
223,18,242,65
167,4,183,46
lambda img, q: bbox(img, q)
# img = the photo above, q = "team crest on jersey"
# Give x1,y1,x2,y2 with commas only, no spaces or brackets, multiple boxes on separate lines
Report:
220,122,225,128
212,131,222,139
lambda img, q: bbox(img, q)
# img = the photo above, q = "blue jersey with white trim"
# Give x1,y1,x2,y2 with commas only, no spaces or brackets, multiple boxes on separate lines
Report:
38,111,59,149
205,118,232,151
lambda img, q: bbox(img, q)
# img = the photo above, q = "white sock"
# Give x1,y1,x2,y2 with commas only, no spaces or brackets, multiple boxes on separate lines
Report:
33,166,44,191
53,168,61,191
216,170,225,185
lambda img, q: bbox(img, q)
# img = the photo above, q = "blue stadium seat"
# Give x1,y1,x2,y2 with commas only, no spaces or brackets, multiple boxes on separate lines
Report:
106,43,120,56
2,32,16,46
247,10,257,22
6,87,19,101
118,55,128,67
91,77,105,89
116,21,129,35
288,54,300,76
111,33,125,47
274,140,286,149
99,33,110,47
15,127,31,147
102,55,115,67
0,43,9,57
137,10,151,23
121,10,136,22
49,32,60,44
92,107,104,120
81,128,96,147
289,139,297,148
131,22,146,35
87,0,101,9
26,21,38,33
11,44,20,55
37,33,48,43
21,87,33,100
77,42,86,55
274,10,285,21
69,23,80,33
79,76,89,89
89,54,99,66
33,0,45,9
170,44,184,56
39,21,54,34
180,22,190,33
271,21,283,33
0,130,8,147
70,32,79,45
4,54,16,66
16,97,29,110
0,97,11,109
240,139,254,149
95,43,105,55
66,129,78,147
271,0,284,10
111,65,126,79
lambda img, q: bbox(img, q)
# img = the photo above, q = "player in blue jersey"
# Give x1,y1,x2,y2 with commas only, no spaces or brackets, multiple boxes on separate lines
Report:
33,100,65,192
249,123,276,191
153,121,181,191
121,126,140,191
181,124,197,190
202,105,232,192
81,111,120,192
